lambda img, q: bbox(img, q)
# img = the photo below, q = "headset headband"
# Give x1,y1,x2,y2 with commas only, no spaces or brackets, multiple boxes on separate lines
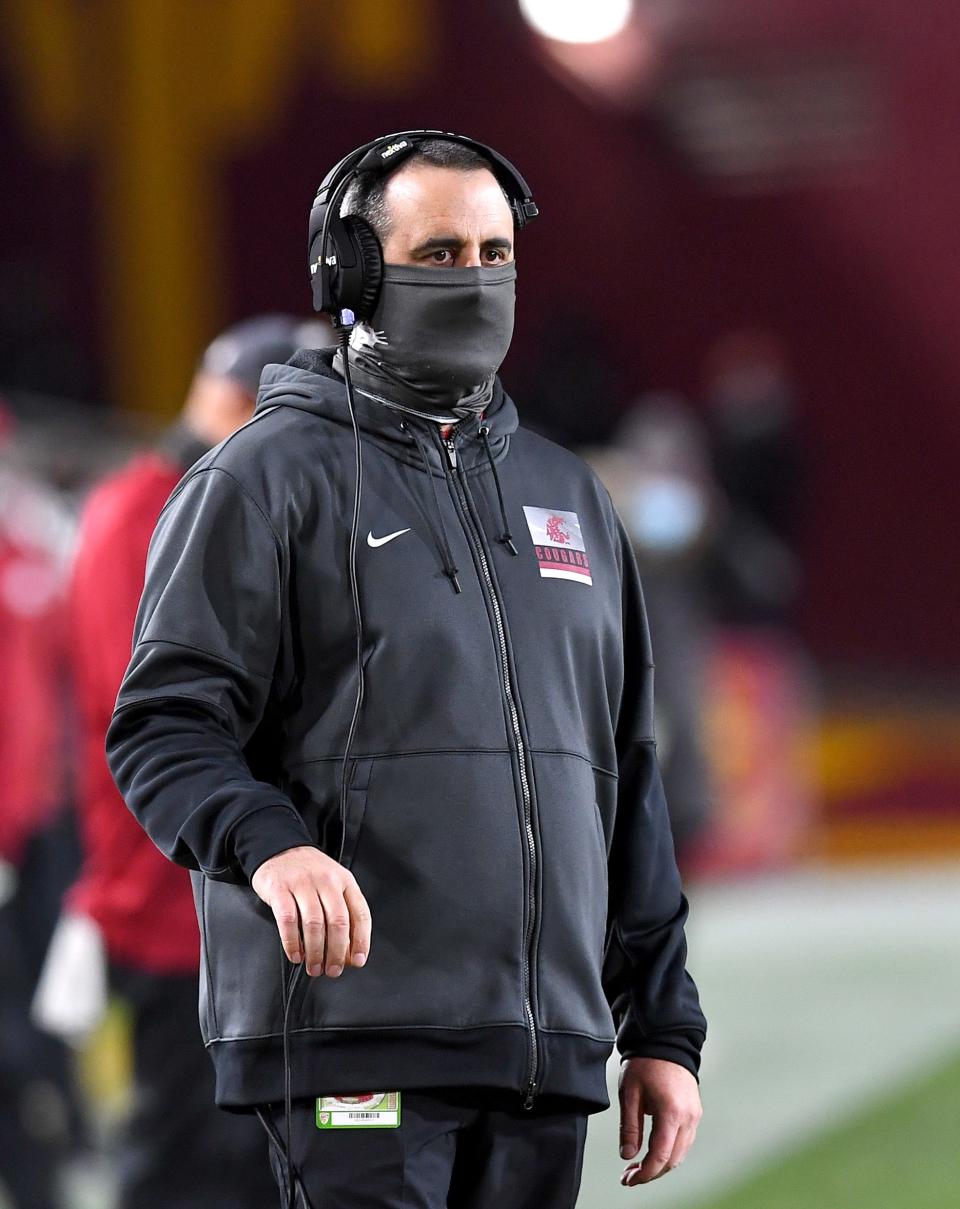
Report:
313,129,538,228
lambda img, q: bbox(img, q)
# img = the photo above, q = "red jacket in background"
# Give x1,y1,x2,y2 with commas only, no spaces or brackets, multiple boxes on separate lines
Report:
0,468,71,865
67,445,202,972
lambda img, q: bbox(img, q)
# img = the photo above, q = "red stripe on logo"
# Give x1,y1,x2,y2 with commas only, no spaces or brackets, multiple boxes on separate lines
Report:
536,556,591,576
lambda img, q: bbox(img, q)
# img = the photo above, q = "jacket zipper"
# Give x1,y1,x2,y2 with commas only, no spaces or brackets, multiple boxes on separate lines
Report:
437,429,540,1111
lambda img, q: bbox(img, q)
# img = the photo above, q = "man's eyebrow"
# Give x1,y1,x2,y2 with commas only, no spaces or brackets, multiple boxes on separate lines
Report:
410,235,513,256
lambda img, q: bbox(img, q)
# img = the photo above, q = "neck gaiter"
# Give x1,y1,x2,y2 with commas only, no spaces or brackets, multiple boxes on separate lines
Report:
332,262,516,416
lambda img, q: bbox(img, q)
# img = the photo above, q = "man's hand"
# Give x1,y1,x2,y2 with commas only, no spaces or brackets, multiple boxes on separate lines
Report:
618,1056,702,1187
250,846,372,978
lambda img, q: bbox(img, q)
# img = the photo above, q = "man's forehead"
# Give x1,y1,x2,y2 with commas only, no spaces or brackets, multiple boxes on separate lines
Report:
383,163,513,229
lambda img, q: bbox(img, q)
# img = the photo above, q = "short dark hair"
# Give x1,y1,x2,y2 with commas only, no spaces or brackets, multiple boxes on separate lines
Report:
340,138,503,240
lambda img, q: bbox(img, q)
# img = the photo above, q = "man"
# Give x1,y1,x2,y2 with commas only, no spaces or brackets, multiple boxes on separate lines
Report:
107,135,707,1208
57,316,327,1209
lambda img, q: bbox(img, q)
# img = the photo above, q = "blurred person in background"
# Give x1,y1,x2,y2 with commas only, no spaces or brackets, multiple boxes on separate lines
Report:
702,330,803,626
0,401,79,1209
33,316,331,1209
104,133,705,1207
695,332,814,874
583,394,719,863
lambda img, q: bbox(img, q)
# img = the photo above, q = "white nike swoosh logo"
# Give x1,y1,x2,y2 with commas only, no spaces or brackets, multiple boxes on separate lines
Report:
366,528,411,548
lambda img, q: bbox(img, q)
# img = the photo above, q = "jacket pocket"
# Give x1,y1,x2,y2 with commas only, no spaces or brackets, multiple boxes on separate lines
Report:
191,870,218,1043
339,756,374,870
590,797,611,959
299,750,528,1032
591,796,607,862
531,753,616,1041
199,874,287,1040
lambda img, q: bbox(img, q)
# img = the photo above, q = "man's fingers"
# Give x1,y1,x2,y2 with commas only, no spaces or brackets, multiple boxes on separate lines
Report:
269,890,304,965
640,1114,680,1183
252,850,372,977
317,884,351,977
623,1114,680,1186
343,877,372,967
666,1119,698,1173
618,1070,644,1160
621,1110,702,1187
293,887,326,975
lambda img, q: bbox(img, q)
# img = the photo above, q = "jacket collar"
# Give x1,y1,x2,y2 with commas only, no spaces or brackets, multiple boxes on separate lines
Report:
255,348,518,476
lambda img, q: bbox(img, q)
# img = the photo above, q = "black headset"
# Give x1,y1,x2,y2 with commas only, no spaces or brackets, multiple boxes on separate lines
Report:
307,129,538,327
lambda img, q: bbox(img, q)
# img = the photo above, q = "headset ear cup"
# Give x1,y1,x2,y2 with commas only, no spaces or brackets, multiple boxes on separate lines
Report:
342,217,383,320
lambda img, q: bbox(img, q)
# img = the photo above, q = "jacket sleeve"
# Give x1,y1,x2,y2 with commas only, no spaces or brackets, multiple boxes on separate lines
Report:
105,466,315,884
601,513,707,1078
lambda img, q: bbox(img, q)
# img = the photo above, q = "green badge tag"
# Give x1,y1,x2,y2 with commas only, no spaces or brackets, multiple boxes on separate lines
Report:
316,1091,401,1128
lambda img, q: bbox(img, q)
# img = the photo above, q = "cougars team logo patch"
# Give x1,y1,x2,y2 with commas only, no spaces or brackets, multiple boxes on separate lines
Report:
522,506,592,586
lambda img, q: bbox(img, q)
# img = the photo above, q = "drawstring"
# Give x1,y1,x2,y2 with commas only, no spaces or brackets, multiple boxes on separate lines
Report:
478,425,519,556
401,421,463,594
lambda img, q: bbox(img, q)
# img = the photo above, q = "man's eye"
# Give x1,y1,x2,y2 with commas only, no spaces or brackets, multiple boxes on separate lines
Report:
431,249,451,263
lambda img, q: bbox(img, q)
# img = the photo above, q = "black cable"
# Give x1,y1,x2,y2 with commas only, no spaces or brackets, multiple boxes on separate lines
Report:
336,326,368,862
281,962,304,1206
278,322,367,1208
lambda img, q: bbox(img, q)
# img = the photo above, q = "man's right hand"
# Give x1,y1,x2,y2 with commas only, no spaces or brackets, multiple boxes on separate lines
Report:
250,846,372,978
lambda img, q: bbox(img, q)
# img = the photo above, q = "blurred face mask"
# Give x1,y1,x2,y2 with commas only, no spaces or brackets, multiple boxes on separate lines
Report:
347,262,517,408
627,476,709,554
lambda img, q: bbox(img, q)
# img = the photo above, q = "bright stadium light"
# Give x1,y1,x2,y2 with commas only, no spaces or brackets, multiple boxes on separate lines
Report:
518,0,634,44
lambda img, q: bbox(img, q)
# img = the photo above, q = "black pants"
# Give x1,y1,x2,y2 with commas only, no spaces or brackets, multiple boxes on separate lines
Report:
111,966,277,1209
257,1087,589,1209
0,814,86,1209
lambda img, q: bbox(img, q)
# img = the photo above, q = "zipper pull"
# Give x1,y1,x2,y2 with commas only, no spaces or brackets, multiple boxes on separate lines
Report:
443,436,458,469
522,1080,537,1111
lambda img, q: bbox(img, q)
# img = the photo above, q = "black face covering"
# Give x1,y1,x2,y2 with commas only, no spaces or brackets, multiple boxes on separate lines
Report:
333,262,516,414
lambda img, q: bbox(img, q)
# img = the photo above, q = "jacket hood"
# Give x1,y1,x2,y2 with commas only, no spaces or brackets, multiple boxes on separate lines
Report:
254,348,519,475
255,347,523,591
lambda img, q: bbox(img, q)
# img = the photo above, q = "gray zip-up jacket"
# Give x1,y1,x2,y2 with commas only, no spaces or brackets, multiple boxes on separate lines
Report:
106,349,706,1111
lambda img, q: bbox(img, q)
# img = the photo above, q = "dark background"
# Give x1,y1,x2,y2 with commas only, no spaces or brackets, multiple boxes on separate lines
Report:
2,0,958,672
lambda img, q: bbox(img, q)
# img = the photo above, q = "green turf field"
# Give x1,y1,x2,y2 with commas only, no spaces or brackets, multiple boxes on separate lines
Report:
695,1050,960,1209
577,866,960,1208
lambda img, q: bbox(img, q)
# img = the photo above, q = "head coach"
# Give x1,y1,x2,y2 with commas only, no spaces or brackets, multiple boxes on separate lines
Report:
106,130,707,1207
